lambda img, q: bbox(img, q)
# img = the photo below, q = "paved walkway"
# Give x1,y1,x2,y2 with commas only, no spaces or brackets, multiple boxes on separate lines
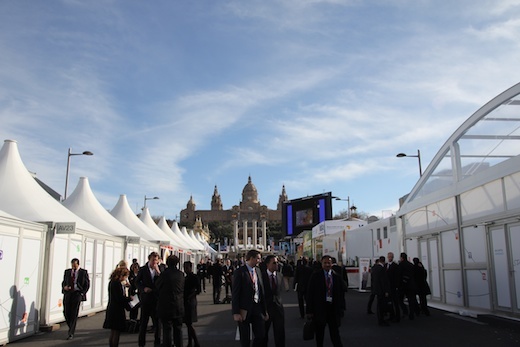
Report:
10,287,520,346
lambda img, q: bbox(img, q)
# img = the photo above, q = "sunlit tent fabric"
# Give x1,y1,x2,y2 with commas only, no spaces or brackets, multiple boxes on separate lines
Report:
63,177,140,239
170,220,199,250
139,207,177,245
181,226,204,251
110,195,166,242
157,216,187,251
195,230,218,254
0,139,109,234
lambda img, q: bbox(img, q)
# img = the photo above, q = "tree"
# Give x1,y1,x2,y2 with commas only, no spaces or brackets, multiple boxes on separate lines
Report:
207,221,234,243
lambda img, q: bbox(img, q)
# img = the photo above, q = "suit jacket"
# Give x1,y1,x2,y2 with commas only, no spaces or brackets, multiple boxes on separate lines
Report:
155,266,185,321
306,270,346,325
135,264,159,304
231,265,267,318
62,268,90,301
293,264,312,293
261,270,284,316
371,263,389,296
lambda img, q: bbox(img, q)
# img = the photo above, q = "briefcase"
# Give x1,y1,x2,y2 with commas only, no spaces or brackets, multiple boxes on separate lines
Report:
303,319,315,341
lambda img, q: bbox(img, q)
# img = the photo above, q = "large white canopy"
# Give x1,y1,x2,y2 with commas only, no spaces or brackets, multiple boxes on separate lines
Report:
63,177,140,239
139,207,177,245
157,216,190,251
195,231,218,254
170,221,202,251
0,139,108,235
181,226,205,251
110,194,166,242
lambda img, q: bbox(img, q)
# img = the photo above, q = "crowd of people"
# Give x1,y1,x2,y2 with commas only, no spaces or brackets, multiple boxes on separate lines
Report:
367,252,431,326
61,250,431,347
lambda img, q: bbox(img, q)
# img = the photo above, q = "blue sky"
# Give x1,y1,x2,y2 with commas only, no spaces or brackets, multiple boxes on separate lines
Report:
1,0,520,220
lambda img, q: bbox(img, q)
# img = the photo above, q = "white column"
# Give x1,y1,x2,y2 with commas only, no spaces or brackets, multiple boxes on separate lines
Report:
234,220,239,248
262,220,267,250
243,220,248,248
252,219,258,249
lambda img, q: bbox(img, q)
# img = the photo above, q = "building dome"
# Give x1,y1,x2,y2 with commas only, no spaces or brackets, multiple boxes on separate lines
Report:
242,176,258,203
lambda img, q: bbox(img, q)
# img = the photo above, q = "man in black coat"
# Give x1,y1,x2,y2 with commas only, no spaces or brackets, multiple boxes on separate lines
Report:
136,251,162,347
156,255,185,347
261,255,285,347
386,252,401,322
61,258,90,340
212,258,224,304
398,252,419,320
293,257,313,318
232,249,268,347
371,256,390,326
306,255,346,347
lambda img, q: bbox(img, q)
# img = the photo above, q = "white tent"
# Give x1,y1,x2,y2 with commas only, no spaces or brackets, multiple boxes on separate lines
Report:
62,177,147,269
139,207,176,246
181,226,205,251
157,216,188,251
195,231,218,255
110,195,166,244
0,139,124,327
170,221,198,251
0,209,46,344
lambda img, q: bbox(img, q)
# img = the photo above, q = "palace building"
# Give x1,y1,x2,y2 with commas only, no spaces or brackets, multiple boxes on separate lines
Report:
179,176,288,250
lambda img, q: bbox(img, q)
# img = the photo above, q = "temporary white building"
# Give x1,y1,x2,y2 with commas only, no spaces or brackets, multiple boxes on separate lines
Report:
110,195,164,263
0,139,125,328
195,231,218,256
182,226,205,251
397,82,520,318
0,209,46,345
139,207,178,257
156,216,192,263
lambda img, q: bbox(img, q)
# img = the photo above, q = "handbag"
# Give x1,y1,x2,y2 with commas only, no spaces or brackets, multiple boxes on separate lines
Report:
303,319,315,341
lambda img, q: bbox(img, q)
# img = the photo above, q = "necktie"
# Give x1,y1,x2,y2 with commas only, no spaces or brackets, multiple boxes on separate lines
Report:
326,272,332,297
71,270,76,288
271,273,277,292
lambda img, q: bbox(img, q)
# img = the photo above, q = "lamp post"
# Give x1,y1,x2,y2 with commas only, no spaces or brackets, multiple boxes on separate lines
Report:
396,149,422,177
64,148,93,200
332,196,351,219
144,195,159,209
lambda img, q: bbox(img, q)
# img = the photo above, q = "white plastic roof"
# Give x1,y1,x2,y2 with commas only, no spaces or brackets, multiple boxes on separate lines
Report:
157,216,189,250
63,177,140,239
0,139,109,235
110,194,165,242
170,221,201,251
194,230,217,254
139,207,176,244
181,226,204,251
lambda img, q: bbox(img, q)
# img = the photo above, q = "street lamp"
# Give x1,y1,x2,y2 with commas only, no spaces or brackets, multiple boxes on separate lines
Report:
332,196,351,219
64,148,93,200
396,149,423,177
144,195,159,209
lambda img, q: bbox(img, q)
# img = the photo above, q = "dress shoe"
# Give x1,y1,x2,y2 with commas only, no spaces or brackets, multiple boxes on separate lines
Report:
66,334,73,340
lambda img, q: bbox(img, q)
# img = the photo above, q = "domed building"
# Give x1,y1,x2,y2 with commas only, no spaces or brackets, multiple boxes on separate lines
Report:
179,176,288,251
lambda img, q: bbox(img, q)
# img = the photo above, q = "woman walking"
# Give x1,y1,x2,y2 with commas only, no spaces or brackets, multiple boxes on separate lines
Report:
103,267,133,347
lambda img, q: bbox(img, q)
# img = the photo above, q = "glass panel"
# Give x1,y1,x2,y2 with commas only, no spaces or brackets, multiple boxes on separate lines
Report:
491,227,511,308
466,269,491,309
410,149,453,201
403,208,428,236
462,226,487,264
427,198,457,229
444,269,463,306
441,230,460,265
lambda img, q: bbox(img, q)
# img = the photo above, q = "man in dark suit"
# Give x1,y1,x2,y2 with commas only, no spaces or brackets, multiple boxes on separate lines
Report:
223,258,234,298
232,249,268,347
61,258,90,340
371,256,390,326
293,257,313,319
306,255,346,347
398,252,419,320
155,255,185,347
261,255,285,347
386,252,401,322
136,251,162,347
212,258,224,304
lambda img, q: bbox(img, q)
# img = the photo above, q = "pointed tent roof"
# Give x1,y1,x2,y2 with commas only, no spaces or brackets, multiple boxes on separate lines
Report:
0,139,108,235
194,231,218,254
139,207,176,244
63,177,140,239
110,194,165,242
181,226,204,251
170,221,198,250
157,217,187,250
